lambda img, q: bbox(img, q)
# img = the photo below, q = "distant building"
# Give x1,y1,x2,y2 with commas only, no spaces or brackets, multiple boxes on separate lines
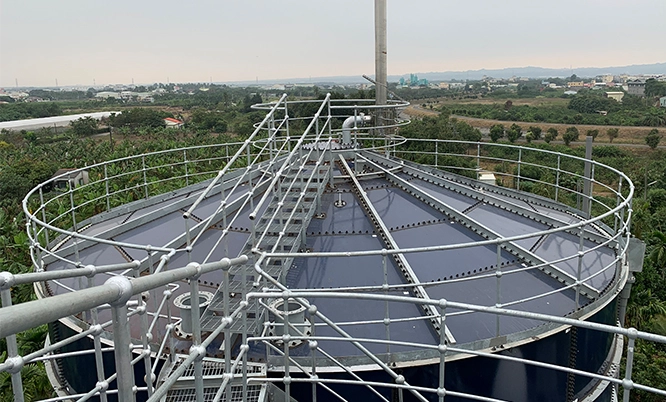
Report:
164,117,184,128
627,81,646,97
567,81,585,88
95,91,121,100
438,82,450,90
563,90,578,96
602,75,614,83
660,96,666,108
52,169,90,191
136,93,154,103
605,92,625,102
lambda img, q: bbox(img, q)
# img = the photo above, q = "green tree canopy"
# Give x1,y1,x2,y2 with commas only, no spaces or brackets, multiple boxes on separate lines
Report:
646,129,662,149
489,124,505,142
69,116,98,137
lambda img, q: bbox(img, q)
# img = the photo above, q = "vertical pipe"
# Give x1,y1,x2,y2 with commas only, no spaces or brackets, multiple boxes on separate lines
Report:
576,225,585,309
190,275,204,402
283,295,291,400
582,136,593,217
555,155,561,203
142,155,149,199
495,242,502,337
516,148,522,191
89,276,108,402
1,288,25,402
622,334,636,402
104,165,111,212
374,0,387,107
615,178,623,234
111,303,135,402
476,142,480,180
39,188,50,246
382,253,391,361
223,264,232,399
68,180,80,264
438,301,447,402
588,164,595,218
353,107,359,150
184,150,189,187
140,296,153,399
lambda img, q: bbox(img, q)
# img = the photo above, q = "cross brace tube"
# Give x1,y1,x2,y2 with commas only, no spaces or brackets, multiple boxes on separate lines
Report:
338,154,456,344
361,151,613,247
361,156,599,300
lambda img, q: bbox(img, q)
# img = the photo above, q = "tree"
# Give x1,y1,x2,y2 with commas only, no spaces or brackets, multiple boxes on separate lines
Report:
191,109,228,132
646,129,662,149
504,100,513,111
506,123,522,143
528,126,542,140
562,126,580,146
0,159,56,206
568,94,616,114
69,116,98,137
607,127,619,143
544,127,558,143
642,111,666,127
489,124,505,142
586,129,599,141
645,78,666,98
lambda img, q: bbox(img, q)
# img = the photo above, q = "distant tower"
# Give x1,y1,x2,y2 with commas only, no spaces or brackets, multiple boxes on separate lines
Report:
15,78,18,88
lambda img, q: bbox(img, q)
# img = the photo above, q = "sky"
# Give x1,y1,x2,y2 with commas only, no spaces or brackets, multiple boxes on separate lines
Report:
1,0,664,87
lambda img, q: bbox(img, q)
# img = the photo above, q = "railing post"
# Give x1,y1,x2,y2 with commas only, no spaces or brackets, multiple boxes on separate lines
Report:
435,141,439,168
382,252,391,362
88,275,109,402
516,148,522,191
184,150,189,187
140,293,154,398
615,177,623,234
283,293,292,401
108,277,135,402
310,330,318,402
555,155,561,203
476,142,480,181
582,136,593,218
576,225,585,309
68,180,81,264
103,165,111,211
189,265,205,402
353,107,359,148
223,263,232,401
588,164,595,218
1,286,25,402
142,155,149,199
438,299,447,402
495,242,502,337
39,187,50,246
622,330,637,402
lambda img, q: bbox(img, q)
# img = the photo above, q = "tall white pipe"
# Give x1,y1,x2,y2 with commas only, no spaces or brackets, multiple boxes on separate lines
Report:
374,0,387,106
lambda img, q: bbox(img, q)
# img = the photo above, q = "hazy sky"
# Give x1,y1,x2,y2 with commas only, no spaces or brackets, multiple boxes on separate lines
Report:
1,0,664,87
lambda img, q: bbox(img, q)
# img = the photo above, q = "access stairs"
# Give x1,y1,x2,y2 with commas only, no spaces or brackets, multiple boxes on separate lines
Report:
199,162,331,338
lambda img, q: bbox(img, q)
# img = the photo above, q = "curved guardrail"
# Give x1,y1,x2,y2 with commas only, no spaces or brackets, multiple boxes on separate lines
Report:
1,97,662,402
